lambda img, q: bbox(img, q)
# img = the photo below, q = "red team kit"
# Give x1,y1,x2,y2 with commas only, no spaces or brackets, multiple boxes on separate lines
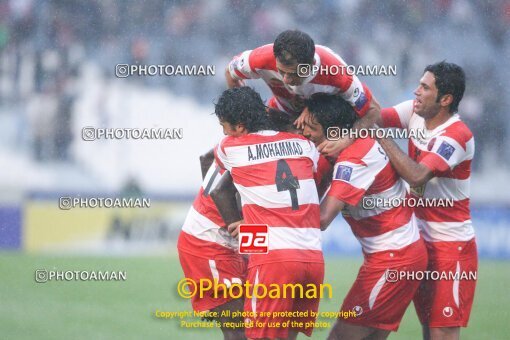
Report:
178,30,477,339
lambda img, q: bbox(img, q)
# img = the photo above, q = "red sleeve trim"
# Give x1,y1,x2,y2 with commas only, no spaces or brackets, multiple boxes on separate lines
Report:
327,180,366,206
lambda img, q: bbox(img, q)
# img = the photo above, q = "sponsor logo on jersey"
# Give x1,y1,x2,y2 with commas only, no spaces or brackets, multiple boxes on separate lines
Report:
335,165,353,181
437,141,455,160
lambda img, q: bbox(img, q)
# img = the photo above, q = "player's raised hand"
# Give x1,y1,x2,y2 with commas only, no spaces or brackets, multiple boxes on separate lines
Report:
317,137,353,157
293,109,310,130
227,220,244,239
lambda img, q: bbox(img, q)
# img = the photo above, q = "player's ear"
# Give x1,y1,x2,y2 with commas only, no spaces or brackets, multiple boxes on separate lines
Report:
237,123,247,134
440,94,453,109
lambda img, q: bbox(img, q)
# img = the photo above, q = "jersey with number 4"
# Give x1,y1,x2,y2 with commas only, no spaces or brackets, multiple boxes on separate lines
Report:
215,130,323,267
381,100,475,242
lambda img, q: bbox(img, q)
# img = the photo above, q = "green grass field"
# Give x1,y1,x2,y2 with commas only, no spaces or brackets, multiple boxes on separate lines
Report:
1,253,509,339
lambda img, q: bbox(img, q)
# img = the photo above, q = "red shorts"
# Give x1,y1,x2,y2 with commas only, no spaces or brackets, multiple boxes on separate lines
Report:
244,261,324,339
341,239,428,331
178,249,247,312
414,239,478,328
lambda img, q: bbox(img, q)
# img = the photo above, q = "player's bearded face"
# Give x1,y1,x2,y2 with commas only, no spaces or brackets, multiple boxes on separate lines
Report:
414,71,441,119
302,109,326,145
276,60,304,86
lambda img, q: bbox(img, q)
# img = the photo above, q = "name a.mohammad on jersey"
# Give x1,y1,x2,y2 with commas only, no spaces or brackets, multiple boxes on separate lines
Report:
247,141,303,161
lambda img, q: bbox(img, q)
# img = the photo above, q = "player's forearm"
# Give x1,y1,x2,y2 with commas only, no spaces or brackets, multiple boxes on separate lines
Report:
210,172,242,225
355,98,380,131
320,196,345,230
199,148,215,180
377,137,433,187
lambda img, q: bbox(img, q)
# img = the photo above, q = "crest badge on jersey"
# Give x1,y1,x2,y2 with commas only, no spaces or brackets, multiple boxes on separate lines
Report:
437,141,455,160
427,137,437,151
335,165,353,181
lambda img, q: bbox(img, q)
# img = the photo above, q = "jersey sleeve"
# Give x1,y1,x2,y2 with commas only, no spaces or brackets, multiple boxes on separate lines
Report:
314,155,333,186
380,100,414,129
419,135,467,174
227,50,261,81
327,159,376,206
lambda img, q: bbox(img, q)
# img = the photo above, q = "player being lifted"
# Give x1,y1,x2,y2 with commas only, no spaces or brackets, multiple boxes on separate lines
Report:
212,87,324,340
177,151,247,340
376,61,477,340
302,93,428,340
225,29,381,154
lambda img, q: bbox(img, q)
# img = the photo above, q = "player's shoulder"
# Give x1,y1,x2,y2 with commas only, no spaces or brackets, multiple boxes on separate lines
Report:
315,45,344,63
248,44,276,70
337,137,377,164
439,115,474,149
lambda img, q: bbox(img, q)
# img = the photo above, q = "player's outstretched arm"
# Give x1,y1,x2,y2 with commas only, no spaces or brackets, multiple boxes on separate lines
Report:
317,96,381,157
210,171,242,226
199,148,215,180
320,196,346,231
377,137,433,187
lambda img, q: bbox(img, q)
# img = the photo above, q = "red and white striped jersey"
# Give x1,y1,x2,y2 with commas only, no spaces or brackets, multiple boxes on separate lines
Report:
215,130,323,267
178,161,238,257
228,44,372,116
381,100,475,243
327,137,420,253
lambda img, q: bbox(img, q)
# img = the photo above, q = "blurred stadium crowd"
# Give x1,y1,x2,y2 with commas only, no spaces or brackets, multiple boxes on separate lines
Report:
0,0,509,169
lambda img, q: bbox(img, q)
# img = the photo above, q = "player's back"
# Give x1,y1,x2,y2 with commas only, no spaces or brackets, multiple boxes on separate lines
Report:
215,130,323,267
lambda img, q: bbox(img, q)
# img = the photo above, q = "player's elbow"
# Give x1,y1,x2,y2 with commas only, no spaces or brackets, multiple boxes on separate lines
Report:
407,172,429,188
320,215,330,231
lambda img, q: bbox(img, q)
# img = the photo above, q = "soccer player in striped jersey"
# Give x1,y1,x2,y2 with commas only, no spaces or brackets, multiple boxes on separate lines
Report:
213,87,324,340
226,29,381,154
376,61,477,340
302,93,428,339
177,152,247,340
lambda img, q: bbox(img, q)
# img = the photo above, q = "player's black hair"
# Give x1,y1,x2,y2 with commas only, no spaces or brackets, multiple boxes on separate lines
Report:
214,87,271,132
273,30,315,66
266,108,295,132
305,93,357,134
424,61,465,114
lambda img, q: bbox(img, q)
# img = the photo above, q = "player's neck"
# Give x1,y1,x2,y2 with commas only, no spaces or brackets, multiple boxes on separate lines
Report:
425,109,452,130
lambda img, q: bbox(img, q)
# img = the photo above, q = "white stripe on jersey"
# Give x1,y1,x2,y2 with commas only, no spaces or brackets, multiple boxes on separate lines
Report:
346,179,407,220
236,179,319,210
333,142,389,191
359,215,420,253
221,137,317,168
268,227,322,251
423,177,470,201
182,207,236,249
417,218,475,242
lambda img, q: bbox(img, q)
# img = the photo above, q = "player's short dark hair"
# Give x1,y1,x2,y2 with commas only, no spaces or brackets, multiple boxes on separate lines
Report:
267,108,295,132
424,61,465,113
214,87,271,132
305,93,357,134
273,30,315,66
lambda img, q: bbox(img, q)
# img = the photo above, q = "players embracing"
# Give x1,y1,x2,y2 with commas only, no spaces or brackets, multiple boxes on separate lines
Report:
302,93,428,339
